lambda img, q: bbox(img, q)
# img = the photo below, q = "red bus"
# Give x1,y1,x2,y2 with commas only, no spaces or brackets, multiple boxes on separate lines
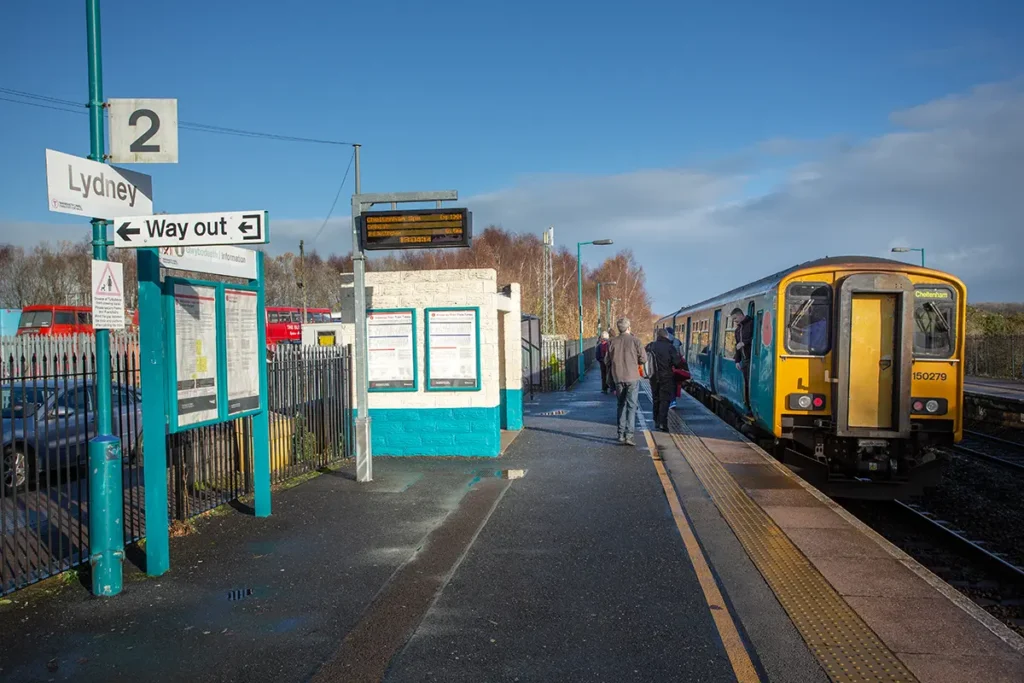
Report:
266,306,332,345
17,305,94,336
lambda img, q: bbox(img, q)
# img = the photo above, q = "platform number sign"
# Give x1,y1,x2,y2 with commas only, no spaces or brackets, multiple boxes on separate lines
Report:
108,98,179,164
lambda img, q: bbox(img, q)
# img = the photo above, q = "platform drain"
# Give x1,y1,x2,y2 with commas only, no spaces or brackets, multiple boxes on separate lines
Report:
227,588,254,601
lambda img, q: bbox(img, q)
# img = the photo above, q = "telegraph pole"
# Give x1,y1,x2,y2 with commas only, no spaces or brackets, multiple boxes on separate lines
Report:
299,239,307,326
85,0,123,597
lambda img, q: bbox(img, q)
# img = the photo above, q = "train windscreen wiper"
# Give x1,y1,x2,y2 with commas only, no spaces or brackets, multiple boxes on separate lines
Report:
924,302,952,346
789,299,813,329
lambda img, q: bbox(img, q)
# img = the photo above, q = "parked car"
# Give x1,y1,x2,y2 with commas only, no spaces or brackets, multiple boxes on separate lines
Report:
1,379,142,492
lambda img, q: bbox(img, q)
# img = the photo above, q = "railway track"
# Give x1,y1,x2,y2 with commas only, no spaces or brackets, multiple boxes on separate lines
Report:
952,429,1024,472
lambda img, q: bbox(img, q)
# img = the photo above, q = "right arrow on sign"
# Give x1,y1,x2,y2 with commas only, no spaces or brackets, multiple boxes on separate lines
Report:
238,213,262,241
116,221,140,242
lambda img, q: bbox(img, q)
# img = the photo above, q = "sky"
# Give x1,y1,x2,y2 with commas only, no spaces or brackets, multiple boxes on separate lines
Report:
1,0,1022,314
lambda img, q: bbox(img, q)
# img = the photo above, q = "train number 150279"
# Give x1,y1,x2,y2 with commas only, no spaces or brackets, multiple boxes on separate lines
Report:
912,371,947,381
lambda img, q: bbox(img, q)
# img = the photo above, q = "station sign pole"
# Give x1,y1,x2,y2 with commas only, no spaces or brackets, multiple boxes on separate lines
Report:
85,0,124,598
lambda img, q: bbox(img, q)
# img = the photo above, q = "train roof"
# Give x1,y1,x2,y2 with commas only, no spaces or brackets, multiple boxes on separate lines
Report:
660,255,930,322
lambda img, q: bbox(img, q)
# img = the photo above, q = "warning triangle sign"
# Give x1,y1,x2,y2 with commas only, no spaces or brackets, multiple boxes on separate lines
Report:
94,262,122,296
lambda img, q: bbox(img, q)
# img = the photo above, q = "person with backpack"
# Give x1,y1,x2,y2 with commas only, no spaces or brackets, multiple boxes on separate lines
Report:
595,331,612,393
606,317,645,446
646,328,685,432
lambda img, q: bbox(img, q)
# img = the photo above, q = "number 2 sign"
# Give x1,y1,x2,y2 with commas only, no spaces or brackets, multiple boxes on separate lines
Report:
108,98,179,164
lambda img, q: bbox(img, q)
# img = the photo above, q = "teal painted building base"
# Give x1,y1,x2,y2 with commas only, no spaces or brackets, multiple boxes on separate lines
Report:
368,406,501,457
499,388,523,430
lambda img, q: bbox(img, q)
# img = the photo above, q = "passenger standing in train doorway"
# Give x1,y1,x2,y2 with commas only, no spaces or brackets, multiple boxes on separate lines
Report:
731,308,754,412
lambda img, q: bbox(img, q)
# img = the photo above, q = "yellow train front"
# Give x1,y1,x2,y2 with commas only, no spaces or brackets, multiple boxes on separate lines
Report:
661,256,965,499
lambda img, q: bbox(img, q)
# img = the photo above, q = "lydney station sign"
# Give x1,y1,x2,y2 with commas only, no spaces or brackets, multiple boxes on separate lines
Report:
113,210,268,249
46,148,154,218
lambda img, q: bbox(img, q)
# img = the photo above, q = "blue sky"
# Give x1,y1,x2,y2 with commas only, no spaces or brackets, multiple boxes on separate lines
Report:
2,0,1023,311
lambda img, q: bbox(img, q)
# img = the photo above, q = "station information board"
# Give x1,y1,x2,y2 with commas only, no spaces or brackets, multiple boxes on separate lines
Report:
359,208,472,251
173,283,219,427
426,308,479,390
367,309,416,390
224,288,261,415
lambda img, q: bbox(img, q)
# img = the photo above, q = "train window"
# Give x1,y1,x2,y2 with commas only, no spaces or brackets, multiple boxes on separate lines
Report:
785,283,831,355
722,314,737,357
913,287,956,358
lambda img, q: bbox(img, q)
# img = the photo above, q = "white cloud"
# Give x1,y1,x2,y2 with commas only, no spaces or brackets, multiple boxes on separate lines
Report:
462,79,1024,311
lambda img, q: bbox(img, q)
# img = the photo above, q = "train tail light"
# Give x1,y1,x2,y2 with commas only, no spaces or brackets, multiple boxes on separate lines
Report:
787,393,827,411
911,398,947,415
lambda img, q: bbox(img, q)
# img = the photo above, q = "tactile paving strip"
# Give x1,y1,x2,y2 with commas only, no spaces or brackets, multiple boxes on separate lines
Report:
642,384,917,682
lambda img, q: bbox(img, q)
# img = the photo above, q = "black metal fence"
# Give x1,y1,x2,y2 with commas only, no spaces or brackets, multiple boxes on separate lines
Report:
966,334,1024,380
526,337,597,393
1,336,354,596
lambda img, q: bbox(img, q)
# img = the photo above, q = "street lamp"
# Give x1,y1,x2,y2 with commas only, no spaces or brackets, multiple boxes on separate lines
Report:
596,281,616,334
891,246,925,267
578,239,614,377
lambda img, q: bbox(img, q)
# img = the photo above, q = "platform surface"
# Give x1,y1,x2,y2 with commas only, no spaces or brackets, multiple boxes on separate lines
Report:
965,376,1024,401
2,368,1022,681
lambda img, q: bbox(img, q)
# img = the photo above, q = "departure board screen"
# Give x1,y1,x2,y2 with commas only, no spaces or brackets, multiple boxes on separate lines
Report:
359,209,472,251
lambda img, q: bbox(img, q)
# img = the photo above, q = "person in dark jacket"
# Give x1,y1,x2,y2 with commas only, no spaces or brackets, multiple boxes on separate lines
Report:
731,308,754,410
596,331,611,393
647,328,684,431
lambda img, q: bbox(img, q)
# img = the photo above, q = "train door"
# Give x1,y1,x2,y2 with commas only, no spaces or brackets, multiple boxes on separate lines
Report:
834,274,913,437
710,309,722,390
684,318,692,358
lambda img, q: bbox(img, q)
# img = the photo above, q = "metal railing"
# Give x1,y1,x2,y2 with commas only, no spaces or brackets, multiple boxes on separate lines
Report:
966,334,1024,380
528,337,597,393
1,337,354,596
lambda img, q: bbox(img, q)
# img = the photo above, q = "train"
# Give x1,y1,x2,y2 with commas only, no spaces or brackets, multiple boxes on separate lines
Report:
656,255,966,499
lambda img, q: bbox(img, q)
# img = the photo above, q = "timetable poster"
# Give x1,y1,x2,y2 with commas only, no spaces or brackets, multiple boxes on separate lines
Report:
427,309,478,389
174,283,219,427
225,288,261,415
368,310,415,389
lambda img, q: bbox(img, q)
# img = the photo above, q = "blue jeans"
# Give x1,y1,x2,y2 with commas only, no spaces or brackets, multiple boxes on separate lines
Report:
615,381,639,438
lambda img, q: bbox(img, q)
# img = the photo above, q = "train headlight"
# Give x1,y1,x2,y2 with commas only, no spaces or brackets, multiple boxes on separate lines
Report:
787,393,827,411
911,398,948,415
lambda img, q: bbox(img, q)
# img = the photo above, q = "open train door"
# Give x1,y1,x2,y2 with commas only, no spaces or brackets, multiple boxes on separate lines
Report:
833,273,914,439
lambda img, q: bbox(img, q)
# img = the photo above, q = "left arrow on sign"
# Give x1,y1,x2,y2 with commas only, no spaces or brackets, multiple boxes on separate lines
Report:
238,213,262,241
116,221,140,242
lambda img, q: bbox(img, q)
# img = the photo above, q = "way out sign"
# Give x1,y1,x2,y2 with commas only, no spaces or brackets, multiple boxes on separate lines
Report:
113,210,268,248
92,260,125,330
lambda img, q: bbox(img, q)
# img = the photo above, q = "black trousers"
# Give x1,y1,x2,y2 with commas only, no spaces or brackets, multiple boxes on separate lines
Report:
650,377,675,428
600,362,611,391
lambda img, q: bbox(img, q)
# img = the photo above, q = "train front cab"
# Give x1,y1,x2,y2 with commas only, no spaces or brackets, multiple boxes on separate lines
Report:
776,267,965,498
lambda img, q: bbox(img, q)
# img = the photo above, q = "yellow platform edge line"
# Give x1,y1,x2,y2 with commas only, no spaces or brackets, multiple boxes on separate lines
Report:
643,429,762,683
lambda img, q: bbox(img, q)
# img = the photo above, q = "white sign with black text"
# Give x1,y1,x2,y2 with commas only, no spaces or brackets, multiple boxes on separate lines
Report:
113,210,267,248
368,310,415,389
158,245,258,279
427,309,478,389
174,283,219,428
90,260,125,330
108,98,179,164
45,149,154,219
224,289,261,415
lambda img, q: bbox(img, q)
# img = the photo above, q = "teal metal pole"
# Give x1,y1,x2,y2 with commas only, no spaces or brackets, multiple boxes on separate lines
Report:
576,242,584,378
253,249,271,517
920,248,925,268
138,248,169,575
596,282,602,336
86,0,123,596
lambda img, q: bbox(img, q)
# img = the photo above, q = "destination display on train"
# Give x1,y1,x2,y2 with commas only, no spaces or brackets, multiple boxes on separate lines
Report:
359,208,472,251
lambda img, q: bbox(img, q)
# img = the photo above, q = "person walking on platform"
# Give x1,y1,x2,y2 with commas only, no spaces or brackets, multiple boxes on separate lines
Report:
596,331,612,393
606,317,645,446
647,329,684,432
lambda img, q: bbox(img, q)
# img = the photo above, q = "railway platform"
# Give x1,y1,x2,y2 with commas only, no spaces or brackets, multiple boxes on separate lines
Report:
965,376,1024,427
2,370,1024,682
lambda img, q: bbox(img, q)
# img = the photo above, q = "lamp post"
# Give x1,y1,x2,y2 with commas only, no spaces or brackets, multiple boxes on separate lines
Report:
891,246,925,267
577,239,614,377
607,298,620,334
596,281,616,334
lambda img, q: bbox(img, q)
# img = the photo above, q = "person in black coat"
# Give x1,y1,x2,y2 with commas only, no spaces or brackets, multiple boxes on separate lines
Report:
647,328,684,431
731,308,754,410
